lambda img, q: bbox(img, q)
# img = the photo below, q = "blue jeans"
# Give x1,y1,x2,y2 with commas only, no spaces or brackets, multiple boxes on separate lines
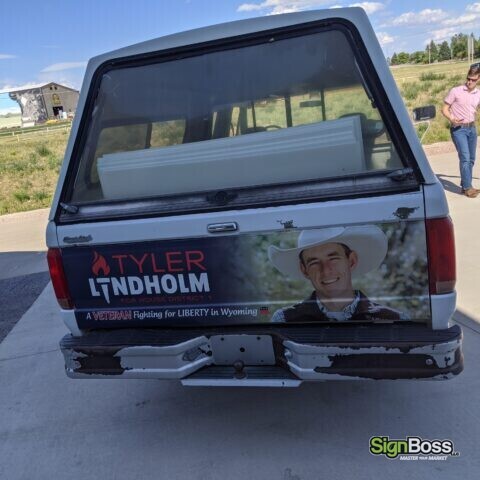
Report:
450,126,477,190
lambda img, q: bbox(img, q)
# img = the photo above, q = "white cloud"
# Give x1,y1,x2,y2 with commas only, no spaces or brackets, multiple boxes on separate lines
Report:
442,14,478,27
237,0,332,15
466,3,480,13
237,0,382,16
349,2,384,15
0,82,45,93
385,4,480,36
391,9,448,26
41,61,87,73
37,70,83,90
377,31,394,45
0,54,16,60
237,2,263,11
429,27,458,42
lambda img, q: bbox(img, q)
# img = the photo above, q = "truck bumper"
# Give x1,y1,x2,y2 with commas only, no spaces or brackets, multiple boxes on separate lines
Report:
60,323,463,386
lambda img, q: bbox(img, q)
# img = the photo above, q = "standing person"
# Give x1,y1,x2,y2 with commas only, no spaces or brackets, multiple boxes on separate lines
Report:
442,64,480,198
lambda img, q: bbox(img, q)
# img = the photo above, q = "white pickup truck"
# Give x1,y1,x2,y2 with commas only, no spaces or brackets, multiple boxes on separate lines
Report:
47,7,462,386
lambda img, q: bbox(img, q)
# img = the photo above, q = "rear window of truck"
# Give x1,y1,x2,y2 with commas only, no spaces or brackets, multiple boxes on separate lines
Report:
66,25,416,213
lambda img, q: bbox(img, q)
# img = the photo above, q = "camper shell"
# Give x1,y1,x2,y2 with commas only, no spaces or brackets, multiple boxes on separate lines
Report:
47,8,462,386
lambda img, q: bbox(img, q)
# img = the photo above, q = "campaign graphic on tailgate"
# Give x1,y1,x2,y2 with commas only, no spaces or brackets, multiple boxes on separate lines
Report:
62,221,430,328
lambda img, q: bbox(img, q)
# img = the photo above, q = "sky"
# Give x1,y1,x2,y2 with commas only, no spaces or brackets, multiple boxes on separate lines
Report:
1,0,479,115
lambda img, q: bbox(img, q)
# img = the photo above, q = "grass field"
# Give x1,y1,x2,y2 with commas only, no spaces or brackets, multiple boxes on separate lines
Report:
391,61,473,80
0,115,21,129
0,59,478,215
0,129,67,215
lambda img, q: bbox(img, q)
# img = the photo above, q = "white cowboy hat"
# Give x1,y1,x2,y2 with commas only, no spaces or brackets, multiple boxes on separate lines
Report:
268,225,388,280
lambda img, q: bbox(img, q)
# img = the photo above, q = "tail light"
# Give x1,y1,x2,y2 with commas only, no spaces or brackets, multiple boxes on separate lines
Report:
426,217,456,295
47,248,73,309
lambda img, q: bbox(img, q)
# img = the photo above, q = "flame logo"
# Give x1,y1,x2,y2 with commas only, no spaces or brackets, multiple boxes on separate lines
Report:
92,251,111,276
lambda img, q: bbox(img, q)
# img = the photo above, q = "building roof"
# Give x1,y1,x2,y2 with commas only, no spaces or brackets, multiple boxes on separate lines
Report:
0,82,79,95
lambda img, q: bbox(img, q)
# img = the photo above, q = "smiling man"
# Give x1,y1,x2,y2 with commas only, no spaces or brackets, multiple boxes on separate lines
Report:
268,226,407,323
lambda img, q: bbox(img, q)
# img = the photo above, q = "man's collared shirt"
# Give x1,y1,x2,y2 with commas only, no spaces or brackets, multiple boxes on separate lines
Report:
270,290,409,323
315,290,361,321
272,290,362,322
444,85,480,124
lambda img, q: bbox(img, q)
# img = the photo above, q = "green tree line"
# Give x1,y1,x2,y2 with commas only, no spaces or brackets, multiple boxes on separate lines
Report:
390,34,480,65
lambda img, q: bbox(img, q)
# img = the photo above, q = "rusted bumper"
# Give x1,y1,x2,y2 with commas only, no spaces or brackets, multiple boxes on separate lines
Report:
60,323,463,385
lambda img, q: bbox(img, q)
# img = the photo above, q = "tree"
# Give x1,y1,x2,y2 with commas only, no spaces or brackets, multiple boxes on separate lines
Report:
397,52,410,64
475,37,480,59
410,50,427,64
391,52,399,65
426,40,438,62
438,41,451,61
451,33,468,59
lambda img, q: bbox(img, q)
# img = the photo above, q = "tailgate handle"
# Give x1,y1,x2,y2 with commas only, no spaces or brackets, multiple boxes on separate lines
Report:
207,222,238,233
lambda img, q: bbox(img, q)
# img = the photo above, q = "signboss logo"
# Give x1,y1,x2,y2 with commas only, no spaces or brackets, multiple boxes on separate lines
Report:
369,436,459,459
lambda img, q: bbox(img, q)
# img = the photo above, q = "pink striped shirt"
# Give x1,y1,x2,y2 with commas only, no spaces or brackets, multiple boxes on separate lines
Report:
444,85,480,123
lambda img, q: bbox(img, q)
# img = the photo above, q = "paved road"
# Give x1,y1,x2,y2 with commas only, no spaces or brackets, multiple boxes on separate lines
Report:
1,152,480,479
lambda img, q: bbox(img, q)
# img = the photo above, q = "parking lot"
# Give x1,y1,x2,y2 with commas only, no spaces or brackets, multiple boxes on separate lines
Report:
1,150,479,479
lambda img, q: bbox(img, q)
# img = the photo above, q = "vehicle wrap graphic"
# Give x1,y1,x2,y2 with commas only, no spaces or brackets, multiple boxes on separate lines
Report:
61,221,431,328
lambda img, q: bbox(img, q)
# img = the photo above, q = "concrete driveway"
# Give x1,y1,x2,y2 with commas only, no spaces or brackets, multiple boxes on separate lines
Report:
0,152,479,480
0,209,50,343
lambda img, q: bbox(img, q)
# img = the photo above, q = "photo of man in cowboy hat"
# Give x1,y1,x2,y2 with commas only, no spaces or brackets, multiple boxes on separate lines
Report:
268,225,407,323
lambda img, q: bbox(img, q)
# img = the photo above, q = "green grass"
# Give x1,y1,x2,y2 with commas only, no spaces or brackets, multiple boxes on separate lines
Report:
0,131,65,215
401,82,421,100
420,72,446,81
36,144,51,157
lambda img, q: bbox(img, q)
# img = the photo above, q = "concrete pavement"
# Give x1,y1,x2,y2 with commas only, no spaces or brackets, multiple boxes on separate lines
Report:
0,208,49,253
0,208,49,280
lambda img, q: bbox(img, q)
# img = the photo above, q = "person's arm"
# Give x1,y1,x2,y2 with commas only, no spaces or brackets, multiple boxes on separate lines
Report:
442,102,461,126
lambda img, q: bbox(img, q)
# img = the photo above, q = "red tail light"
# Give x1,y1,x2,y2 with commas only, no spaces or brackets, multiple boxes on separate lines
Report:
47,248,73,309
426,217,456,295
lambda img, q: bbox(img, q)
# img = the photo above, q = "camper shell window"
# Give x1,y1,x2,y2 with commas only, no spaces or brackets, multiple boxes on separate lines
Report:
65,24,416,215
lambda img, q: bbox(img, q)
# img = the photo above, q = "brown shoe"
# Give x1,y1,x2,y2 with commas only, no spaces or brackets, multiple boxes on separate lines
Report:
464,188,479,198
